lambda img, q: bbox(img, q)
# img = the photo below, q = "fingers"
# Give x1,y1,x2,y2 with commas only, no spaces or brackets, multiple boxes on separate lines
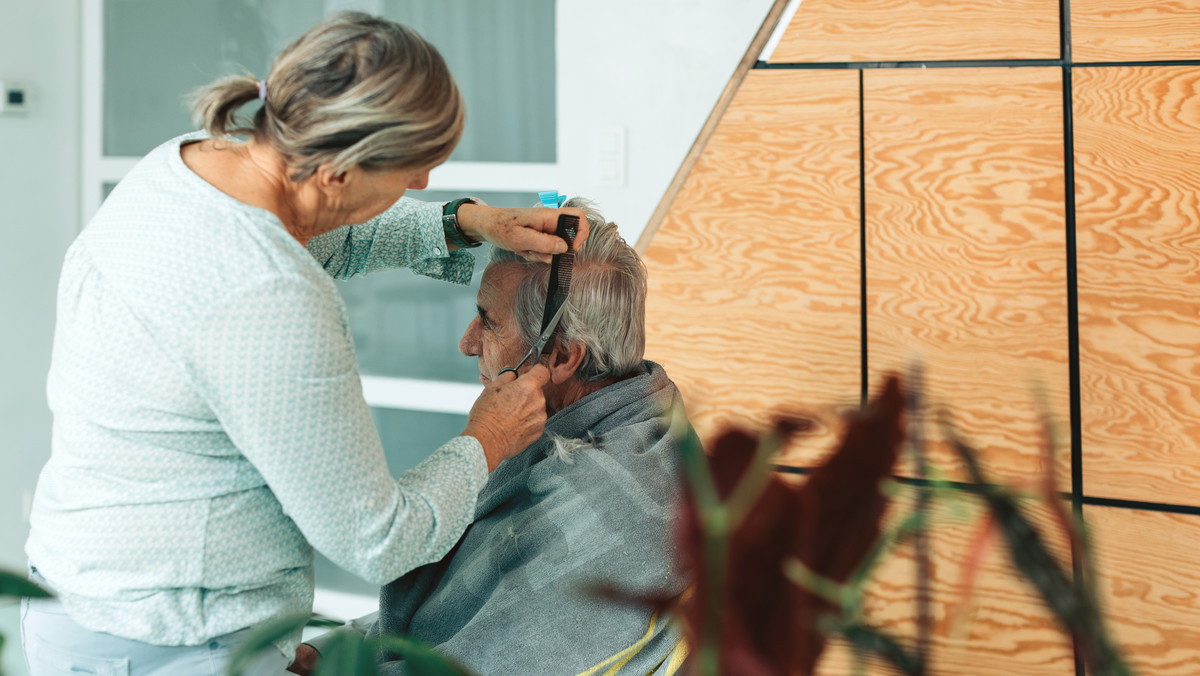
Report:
508,229,569,257
519,250,553,264
561,207,590,250
518,363,551,386
512,216,586,258
483,206,590,259
464,365,550,471
541,206,589,250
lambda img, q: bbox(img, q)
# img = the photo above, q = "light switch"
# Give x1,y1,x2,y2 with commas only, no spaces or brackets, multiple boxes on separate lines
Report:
591,126,626,187
0,82,29,115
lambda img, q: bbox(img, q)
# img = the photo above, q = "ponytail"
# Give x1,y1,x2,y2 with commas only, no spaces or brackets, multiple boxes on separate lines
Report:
188,74,261,139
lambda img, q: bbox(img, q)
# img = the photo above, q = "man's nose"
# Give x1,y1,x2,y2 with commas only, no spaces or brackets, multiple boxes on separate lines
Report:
459,317,480,356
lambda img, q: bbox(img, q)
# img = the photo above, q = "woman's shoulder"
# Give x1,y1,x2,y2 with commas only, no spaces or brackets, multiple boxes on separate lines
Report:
78,135,337,342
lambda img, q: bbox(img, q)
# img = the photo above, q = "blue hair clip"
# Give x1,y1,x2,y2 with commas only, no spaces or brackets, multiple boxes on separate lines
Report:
538,191,566,208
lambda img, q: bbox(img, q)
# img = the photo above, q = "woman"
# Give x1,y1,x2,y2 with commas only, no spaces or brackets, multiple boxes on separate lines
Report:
22,12,585,675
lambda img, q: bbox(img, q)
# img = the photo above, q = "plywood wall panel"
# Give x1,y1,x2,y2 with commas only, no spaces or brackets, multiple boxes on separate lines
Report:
1072,0,1200,62
807,487,1076,675
1073,66,1200,505
769,0,1059,64
1085,506,1200,675
863,68,1071,485
642,70,861,467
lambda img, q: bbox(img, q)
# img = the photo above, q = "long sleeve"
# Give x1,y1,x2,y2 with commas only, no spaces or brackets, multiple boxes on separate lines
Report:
305,197,475,283
183,275,488,584
28,133,488,655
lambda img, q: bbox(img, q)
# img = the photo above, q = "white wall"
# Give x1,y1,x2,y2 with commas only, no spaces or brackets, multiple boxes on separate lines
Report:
0,0,80,570
556,0,775,244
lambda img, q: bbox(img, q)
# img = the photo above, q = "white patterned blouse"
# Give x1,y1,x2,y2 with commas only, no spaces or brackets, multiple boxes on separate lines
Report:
25,132,488,658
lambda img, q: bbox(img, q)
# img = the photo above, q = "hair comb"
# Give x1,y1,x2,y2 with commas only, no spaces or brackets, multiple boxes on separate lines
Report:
496,213,579,377
540,214,578,332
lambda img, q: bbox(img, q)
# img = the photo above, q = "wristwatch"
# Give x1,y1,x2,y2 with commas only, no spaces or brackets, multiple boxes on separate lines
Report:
442,197,484,248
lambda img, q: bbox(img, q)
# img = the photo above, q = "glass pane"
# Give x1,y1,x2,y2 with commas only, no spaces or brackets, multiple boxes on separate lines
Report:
313,407,469,596
382,0,556,163
339,190,536,382
104,0,325,156
339,253,485,383
103,0,554,162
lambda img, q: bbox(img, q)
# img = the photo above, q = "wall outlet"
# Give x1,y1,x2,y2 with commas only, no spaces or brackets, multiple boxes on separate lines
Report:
0,81,30,116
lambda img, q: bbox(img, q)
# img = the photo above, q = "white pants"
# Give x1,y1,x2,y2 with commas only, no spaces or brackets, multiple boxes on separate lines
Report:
21,570,289,676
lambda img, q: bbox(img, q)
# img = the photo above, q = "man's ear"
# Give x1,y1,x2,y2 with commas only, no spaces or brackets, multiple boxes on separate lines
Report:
547,340,586,385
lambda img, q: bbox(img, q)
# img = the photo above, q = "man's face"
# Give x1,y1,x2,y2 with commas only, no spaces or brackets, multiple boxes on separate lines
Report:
459,264,532,385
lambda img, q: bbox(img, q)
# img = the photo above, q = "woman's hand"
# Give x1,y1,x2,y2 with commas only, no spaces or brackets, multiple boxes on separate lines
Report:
463,365,552,471
457,204,590,263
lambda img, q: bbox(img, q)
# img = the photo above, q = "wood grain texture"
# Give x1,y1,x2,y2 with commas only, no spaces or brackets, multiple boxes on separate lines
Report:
807,486,1076,675
642,70,861,467
863,68,1071,485
769,0,1060,64
1072,0,1200,62
637,0,792,251
1085,506,1200,675
1073,66,1200,505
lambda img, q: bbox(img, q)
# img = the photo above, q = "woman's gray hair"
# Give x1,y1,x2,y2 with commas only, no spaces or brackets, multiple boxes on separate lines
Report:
489,198,647,382
189,11,464,181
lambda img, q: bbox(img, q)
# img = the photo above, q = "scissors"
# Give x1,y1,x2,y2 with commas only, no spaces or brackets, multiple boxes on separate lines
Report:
496,301,568,378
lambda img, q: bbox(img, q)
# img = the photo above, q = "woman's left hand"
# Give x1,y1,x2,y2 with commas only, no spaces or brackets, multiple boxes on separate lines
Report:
457,203,590,262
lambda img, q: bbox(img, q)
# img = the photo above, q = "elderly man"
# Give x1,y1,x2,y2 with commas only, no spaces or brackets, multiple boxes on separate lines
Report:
296,199,691,674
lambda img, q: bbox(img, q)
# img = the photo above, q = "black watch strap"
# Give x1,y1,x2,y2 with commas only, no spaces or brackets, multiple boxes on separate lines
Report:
442,197,482,248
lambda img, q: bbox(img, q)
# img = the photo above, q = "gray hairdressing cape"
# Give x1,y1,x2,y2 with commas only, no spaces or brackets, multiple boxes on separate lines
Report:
308,360,690,674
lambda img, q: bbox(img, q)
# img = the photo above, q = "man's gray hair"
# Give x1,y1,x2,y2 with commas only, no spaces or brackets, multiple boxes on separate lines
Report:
190,11,464,182
488,198,647,382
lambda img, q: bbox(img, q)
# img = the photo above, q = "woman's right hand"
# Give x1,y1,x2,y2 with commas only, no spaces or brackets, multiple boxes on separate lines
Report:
463,364,551,471
457,203,590,264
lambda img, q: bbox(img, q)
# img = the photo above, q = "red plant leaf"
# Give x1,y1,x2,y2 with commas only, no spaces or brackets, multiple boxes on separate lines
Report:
676,376,905,675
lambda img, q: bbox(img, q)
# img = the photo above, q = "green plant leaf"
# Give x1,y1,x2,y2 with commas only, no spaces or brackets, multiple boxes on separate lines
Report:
314,632,377,676
670,403,719,519
0,570,51,599
307,613,347,631
838,621,922,676
782,557,846,608
225,612,310,676
372,635,474,676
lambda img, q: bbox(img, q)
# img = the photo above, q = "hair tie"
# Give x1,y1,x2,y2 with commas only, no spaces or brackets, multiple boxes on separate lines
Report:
257,80,268,102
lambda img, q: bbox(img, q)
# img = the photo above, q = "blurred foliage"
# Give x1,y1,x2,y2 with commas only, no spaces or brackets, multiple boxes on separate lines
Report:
669,376,909,675
0,570,50,600
667,369,1134,676
225,612,472,676
0,568,51,672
